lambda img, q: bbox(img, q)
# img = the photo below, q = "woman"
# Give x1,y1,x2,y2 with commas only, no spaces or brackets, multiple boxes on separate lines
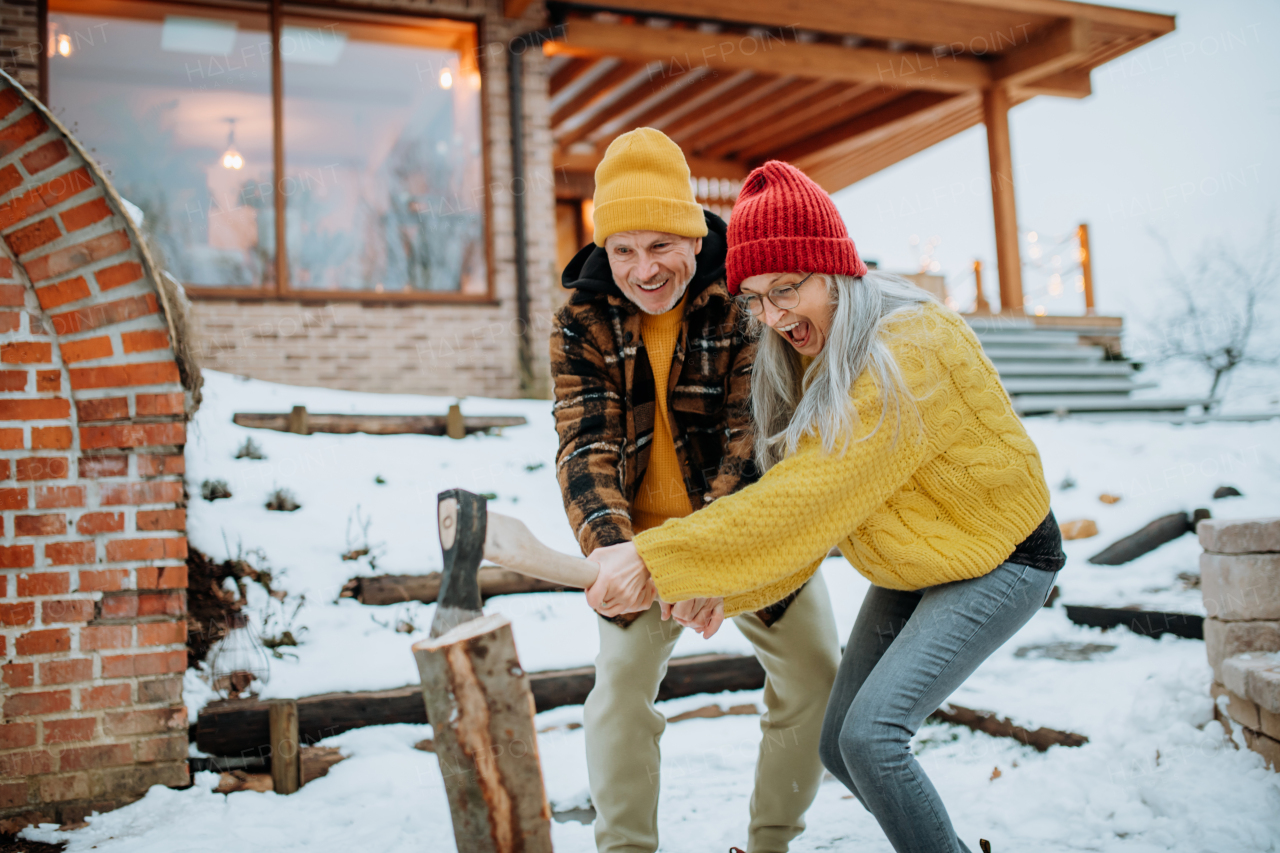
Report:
585,160,1065,853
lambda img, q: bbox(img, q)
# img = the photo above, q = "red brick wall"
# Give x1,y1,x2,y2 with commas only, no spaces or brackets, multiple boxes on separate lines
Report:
0,73,192,829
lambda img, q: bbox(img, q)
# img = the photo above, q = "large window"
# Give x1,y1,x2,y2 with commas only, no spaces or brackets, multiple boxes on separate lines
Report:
48,0,488,299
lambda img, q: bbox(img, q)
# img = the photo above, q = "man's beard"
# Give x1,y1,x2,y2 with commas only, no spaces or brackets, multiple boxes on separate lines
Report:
629,274,691,315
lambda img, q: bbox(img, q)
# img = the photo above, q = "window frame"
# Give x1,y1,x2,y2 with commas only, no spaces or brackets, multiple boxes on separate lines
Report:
44,0,497,304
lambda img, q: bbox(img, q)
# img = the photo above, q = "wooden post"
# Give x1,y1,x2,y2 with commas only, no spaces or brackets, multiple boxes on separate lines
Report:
446,403,465,440
972,259,990,313
268,699,300,794
287,405,309,435
1077,222,1096,315
414,613,553,853
982,86,1024,314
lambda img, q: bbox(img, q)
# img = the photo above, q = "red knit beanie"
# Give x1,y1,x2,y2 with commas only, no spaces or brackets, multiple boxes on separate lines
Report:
726,160,869,294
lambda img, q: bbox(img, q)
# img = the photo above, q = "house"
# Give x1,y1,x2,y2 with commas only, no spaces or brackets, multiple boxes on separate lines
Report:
0,0,1174,828
15,0,1172,399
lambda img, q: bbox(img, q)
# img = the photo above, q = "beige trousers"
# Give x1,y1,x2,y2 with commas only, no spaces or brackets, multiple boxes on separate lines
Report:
583,570,840,853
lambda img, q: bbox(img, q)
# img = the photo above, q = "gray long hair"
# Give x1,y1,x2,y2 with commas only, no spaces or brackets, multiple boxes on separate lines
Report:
749,270,933,473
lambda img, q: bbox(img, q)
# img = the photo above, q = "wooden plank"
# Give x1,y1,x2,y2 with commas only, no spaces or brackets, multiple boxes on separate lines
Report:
555,61,702,148
550,56,598,96
692,78,835,157
551,59,648,127
231,412,527,436
983,85,1024,312
767,90,955,164
268,699,299,795
348,568,568,606
736,85,906,162
668,75,799,145
993,17,1092,88
546,19,991,93
555,149,748,179
1064,605,1204,640
656,73,772,139
1017,68,1091,98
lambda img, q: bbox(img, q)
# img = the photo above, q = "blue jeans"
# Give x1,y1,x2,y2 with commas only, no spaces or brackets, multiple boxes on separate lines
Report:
818,561,1058,853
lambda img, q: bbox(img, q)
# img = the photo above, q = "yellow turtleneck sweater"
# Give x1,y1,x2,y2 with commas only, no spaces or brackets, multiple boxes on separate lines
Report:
635,301,1052,616
632,294,693,533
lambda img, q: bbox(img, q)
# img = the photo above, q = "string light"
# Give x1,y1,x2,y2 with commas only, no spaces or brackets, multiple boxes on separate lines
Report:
220,118,243,171
439,67,453,89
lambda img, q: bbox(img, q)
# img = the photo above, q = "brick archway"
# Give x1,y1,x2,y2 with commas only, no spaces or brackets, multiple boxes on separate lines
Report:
0,71,198,829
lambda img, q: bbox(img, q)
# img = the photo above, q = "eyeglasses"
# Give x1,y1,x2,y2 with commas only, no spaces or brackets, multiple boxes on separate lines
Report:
735,272,815,318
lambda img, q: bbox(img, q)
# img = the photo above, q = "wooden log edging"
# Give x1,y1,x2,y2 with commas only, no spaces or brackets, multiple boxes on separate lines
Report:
233,410,527,437
1064,604,1204,639
195,652,1088,758
1087,509,1210,565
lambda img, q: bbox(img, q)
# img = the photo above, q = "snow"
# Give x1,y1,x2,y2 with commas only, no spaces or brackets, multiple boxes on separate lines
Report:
25,369,1280,851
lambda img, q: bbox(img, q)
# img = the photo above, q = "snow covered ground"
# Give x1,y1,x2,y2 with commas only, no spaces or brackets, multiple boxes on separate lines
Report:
24,369,1280,851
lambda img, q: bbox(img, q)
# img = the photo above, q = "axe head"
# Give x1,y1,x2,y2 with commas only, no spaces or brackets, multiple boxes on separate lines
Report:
429,489,488,638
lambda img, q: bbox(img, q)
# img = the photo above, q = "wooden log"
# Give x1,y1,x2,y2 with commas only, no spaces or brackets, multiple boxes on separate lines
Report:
268,699,299,794
349,568,568,606
413,613,552,853
232,412,527,437
1088,510,1211,565
1064,604,1203,640
196,653,765,756
930,703,1088,752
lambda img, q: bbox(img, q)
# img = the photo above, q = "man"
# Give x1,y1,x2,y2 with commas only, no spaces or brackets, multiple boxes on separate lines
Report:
550,127,841,853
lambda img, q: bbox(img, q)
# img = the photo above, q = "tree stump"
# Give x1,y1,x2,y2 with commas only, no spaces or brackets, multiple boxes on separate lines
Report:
413,613,552,853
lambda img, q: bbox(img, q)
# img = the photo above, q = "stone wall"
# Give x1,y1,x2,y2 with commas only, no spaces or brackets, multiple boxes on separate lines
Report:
1200,517,1280,770
187,0,560,400
0,76,194,827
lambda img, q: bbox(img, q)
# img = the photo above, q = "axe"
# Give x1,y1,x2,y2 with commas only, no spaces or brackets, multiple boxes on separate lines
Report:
414,488,598,853
429,488,599,637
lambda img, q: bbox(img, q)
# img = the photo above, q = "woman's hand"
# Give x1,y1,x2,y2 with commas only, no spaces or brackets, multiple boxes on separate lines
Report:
662,597,726,639
585,541,656,618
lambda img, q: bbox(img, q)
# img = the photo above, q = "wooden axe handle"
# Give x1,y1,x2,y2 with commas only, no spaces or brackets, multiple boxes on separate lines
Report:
483,512,599,590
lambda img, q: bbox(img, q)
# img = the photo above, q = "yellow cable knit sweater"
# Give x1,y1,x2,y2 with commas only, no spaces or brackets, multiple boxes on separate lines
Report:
634,301,1052,617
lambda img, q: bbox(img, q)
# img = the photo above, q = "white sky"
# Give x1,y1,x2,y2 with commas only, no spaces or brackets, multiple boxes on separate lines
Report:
831,0,1279,321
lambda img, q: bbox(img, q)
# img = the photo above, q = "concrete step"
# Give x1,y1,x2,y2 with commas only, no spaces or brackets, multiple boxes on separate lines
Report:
982,345,1106,361
994,361,1136,377
1001,378,1156,395
1012,395,1215,415
974,330,1082,346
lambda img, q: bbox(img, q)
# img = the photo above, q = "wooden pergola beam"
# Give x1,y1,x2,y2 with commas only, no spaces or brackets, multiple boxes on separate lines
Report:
1016,68,1092,98
546,18,991,93
668,75,798,144
558,66,722,150
982,85,1024,312
551,60,648,127
733,85,901,163
587,0,1174,46
692,78,834,158
556,148,747,179
993,18,1092,87
550,56,598,97
763,90,952,164
659,74,774,139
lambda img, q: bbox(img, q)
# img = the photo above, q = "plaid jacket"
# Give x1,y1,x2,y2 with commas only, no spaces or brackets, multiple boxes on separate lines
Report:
550,212,798,626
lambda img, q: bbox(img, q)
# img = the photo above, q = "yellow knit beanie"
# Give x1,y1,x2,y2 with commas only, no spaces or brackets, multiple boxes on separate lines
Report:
592,127,708,247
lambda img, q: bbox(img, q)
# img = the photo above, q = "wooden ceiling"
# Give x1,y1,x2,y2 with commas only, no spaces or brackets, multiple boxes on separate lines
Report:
540,0,1174,192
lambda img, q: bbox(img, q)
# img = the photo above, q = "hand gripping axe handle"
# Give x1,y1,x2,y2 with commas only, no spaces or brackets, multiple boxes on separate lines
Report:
430,488,600,637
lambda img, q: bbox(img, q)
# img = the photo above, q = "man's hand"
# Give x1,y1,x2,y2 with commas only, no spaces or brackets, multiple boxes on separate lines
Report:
585,541,655,618
663,597,725,639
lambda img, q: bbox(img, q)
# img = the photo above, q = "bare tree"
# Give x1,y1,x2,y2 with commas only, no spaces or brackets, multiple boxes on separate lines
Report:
1140,217,1279,409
